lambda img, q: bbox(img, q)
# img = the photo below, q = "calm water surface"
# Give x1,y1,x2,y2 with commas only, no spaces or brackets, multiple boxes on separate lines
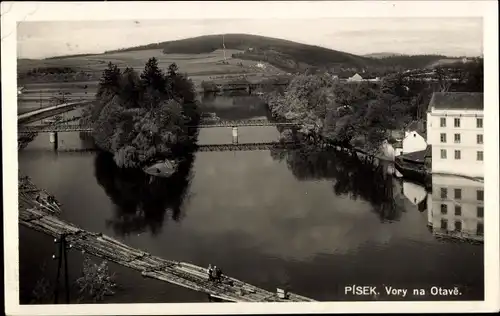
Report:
18,93,484,303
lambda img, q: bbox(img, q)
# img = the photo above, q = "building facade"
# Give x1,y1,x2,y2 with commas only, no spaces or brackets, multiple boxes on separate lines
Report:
426,92,484,178
426,174,484,242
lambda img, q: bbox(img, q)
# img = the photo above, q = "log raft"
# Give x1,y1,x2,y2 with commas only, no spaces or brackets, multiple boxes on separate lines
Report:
18,175,315,302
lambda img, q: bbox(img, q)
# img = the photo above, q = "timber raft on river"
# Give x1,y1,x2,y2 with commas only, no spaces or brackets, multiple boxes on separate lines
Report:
18,174,315,302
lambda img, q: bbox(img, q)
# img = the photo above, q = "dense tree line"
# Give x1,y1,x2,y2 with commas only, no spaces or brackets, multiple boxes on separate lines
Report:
26,67,76,74
86,58,200,169
375,54,448,69
18,68,97,83
264,58,482,152
264,74,405,152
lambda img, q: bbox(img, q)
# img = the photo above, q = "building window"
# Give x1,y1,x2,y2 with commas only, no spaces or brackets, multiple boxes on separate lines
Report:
440,133,447,143
454,150,461,160
440,149,447,159
477,223,484,236
440,204,448,214
455,205,462,216
440,188,448,199
454,133,461,143
477,134,483,144
441,219,448,230
454,118,461,128
454,189,462,199
477,118,483,128
440,117,446,127
477,206,484,218
477,151,483,161
477,190,484,201
455,221,462,232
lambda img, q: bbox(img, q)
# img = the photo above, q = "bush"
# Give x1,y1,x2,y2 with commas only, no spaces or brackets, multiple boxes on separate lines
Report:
76,257,116,302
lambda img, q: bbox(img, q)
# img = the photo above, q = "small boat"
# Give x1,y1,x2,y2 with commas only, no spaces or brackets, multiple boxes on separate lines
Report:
143,159,179,178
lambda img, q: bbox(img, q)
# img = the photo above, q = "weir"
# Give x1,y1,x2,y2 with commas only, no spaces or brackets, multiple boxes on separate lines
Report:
18,175,315,303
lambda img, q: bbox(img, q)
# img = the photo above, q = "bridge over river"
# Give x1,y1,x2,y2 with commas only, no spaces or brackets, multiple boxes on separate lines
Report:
17,118,302,151
18,175,315,302
18,119,300,134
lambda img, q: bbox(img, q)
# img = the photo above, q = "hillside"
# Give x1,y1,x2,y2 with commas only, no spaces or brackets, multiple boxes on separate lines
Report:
105,33,377,72
18,34,470,85
105,34,466,72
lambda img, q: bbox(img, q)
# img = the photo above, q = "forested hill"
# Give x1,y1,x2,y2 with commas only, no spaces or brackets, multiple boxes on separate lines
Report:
102,34,461,72
104,34,376,71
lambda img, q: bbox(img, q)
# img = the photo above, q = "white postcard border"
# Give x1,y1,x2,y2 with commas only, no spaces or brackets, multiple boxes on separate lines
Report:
2,1,499,314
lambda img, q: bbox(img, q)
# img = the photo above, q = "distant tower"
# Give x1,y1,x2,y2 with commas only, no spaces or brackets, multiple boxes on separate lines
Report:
222,34,227,61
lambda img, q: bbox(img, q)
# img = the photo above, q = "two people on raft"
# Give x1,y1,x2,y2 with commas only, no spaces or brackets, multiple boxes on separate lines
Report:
207,264,223,283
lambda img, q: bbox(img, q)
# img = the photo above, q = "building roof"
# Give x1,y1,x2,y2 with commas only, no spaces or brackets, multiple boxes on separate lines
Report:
406,121,421,131
428,92,483,111
399,145,431,163
400,149,427,163
405,120,427,141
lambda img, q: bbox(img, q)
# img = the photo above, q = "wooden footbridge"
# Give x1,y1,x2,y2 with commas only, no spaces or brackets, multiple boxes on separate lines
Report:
18,175,315,302
18,119,300,134
30,142,301,153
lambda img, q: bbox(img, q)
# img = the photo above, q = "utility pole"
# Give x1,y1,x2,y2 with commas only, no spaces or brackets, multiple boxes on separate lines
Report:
222,34,227,61
52,234,71,304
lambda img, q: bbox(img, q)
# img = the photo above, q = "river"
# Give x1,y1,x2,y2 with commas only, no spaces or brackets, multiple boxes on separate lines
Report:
18,93,484,303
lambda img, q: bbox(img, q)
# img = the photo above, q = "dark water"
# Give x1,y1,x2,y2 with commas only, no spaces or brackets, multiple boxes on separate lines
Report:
18,93,484,303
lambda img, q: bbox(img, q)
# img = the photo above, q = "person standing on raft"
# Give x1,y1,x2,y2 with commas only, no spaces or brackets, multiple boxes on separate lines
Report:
207,264,213,281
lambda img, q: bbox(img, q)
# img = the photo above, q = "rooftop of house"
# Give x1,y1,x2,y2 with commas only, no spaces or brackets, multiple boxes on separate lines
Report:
399,145,432,163
428,92,483,111
405,120,427,140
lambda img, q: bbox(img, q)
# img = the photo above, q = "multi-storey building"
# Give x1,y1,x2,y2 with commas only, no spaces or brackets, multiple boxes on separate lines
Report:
426,92,484,178
426,174,484,242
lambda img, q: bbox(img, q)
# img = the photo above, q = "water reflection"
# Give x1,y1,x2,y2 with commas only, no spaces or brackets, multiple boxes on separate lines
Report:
402,181,428,212
270,146,404,222
94,151,195,237
426,175,484,243
200,93,272,121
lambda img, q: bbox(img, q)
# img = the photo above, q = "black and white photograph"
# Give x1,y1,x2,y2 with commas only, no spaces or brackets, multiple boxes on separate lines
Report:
2,1,499,315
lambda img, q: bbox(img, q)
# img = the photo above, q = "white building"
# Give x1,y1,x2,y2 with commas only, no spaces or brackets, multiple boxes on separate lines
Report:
402,121,428,154
347,73,364,82
426,174,484,242
426,92,484,178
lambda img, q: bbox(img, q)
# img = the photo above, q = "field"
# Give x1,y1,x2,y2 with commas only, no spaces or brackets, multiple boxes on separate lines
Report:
18,49,284,84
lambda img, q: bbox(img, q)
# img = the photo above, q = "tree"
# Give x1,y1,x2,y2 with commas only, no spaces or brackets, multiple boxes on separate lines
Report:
97,62,122,100
435,66,451,92
119,67,142,109
140,57,166,97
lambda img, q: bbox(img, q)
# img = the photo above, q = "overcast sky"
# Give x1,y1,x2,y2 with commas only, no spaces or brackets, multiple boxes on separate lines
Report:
17,18,483,59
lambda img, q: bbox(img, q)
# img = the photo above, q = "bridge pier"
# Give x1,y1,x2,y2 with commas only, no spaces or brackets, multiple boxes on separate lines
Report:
232,127,238,144
49,132,59,150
